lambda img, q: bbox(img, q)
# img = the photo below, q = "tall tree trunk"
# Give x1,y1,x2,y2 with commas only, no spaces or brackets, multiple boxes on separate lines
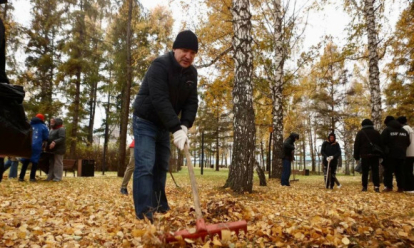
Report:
69,0,85,159
224,0,255,193
117,0,133,177
215,112,220,171
308,116,316,172
70,70,81,158
87,79,97,145
364,0,382,129
102,90,110,174
271,0,284,179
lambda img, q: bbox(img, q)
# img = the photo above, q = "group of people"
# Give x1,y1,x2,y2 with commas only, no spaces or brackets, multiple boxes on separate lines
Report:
281,131,342,189
280,115,414,193
0,115,66,182
354,116,413,193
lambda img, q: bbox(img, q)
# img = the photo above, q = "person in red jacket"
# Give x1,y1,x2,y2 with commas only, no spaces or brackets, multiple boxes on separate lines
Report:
120,140,135,195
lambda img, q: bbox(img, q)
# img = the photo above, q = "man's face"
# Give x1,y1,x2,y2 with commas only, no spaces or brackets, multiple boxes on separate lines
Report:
173,48,196,68
329,136,335,142
50,119,55,127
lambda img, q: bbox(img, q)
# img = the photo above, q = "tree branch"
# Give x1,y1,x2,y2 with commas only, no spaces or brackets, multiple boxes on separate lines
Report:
195,46,233,69
349,0,363,12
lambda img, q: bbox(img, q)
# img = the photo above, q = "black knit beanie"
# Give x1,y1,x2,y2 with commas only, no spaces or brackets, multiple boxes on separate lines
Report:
0,0,7,4
397,116,407,125
172,30,198,53
361,119,374,126
384,116,394,125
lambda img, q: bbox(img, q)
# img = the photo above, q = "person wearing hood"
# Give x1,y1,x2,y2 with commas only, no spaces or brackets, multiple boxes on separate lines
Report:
381,116,410,192
19,114,49,182
397,116,414,193
281,132,299,186
353,119,382,192
321,132,342,189
46,117,66,182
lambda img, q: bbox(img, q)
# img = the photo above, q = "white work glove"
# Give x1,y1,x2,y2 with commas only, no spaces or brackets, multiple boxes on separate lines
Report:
326,157,331,162
181,125,188,135
173,130,189,151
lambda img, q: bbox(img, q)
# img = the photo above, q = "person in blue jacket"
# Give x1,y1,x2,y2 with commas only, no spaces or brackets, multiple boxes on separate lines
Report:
19,113,49,182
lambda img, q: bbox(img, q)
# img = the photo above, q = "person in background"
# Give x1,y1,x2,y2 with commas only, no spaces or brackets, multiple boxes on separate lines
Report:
381,116,410,192
321,132,342,189
353,119,382,192
46,118,66,182
4,157,18,178
131,30,199,222
120,140,135,195
19,114,49,182
281,132,299,186
397,116,414,193
0,156,4,182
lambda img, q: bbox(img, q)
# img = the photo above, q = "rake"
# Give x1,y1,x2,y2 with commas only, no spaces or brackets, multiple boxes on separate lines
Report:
165,144,247,243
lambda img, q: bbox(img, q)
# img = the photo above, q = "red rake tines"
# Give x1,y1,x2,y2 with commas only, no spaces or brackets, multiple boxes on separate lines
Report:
165,144,248,243
165,218,247,242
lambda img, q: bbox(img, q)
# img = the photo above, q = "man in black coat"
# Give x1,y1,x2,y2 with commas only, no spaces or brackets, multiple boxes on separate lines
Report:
353,119,382,192
381,116,411,192
131,30,199,221
281,132,299,186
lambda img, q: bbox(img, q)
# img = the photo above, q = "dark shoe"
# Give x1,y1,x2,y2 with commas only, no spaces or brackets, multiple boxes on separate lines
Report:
374,187,380,193
136,216,153,224
397,188,404,192
19,178,25,182
362,187,367,192
383,187,393,192
157,208,170,214
120,188,128,195
30,178,37,182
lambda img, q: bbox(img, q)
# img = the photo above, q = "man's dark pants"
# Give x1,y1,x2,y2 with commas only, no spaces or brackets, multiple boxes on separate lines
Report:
281,159,291,186
383,158,405,190
404,157,414,191
133,115,170,221
361,157,379,189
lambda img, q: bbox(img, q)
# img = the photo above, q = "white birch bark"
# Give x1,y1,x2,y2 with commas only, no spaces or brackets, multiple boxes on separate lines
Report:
270,0,285,178
226,0,255,193
364,0,382,130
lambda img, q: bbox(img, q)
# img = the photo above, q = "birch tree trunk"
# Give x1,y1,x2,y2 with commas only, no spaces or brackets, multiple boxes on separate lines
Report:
224,0,255,193
364,0,382,129
308,116,316,172
270,0,284,178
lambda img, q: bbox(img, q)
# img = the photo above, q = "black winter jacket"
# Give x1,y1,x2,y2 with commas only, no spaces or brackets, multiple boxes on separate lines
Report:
353,126,382,160
132,52,198,133
381,120,411,159
283,133,299,160
321,140,341,166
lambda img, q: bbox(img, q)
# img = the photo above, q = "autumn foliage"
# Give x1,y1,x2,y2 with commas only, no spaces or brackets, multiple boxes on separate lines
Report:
1,170,413,247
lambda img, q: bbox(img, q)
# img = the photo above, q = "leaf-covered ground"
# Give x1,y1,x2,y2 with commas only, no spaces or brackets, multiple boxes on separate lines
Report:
1,169,414,247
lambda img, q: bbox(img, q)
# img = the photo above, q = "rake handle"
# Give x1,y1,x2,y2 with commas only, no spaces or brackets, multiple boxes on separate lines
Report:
184,144,203,219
